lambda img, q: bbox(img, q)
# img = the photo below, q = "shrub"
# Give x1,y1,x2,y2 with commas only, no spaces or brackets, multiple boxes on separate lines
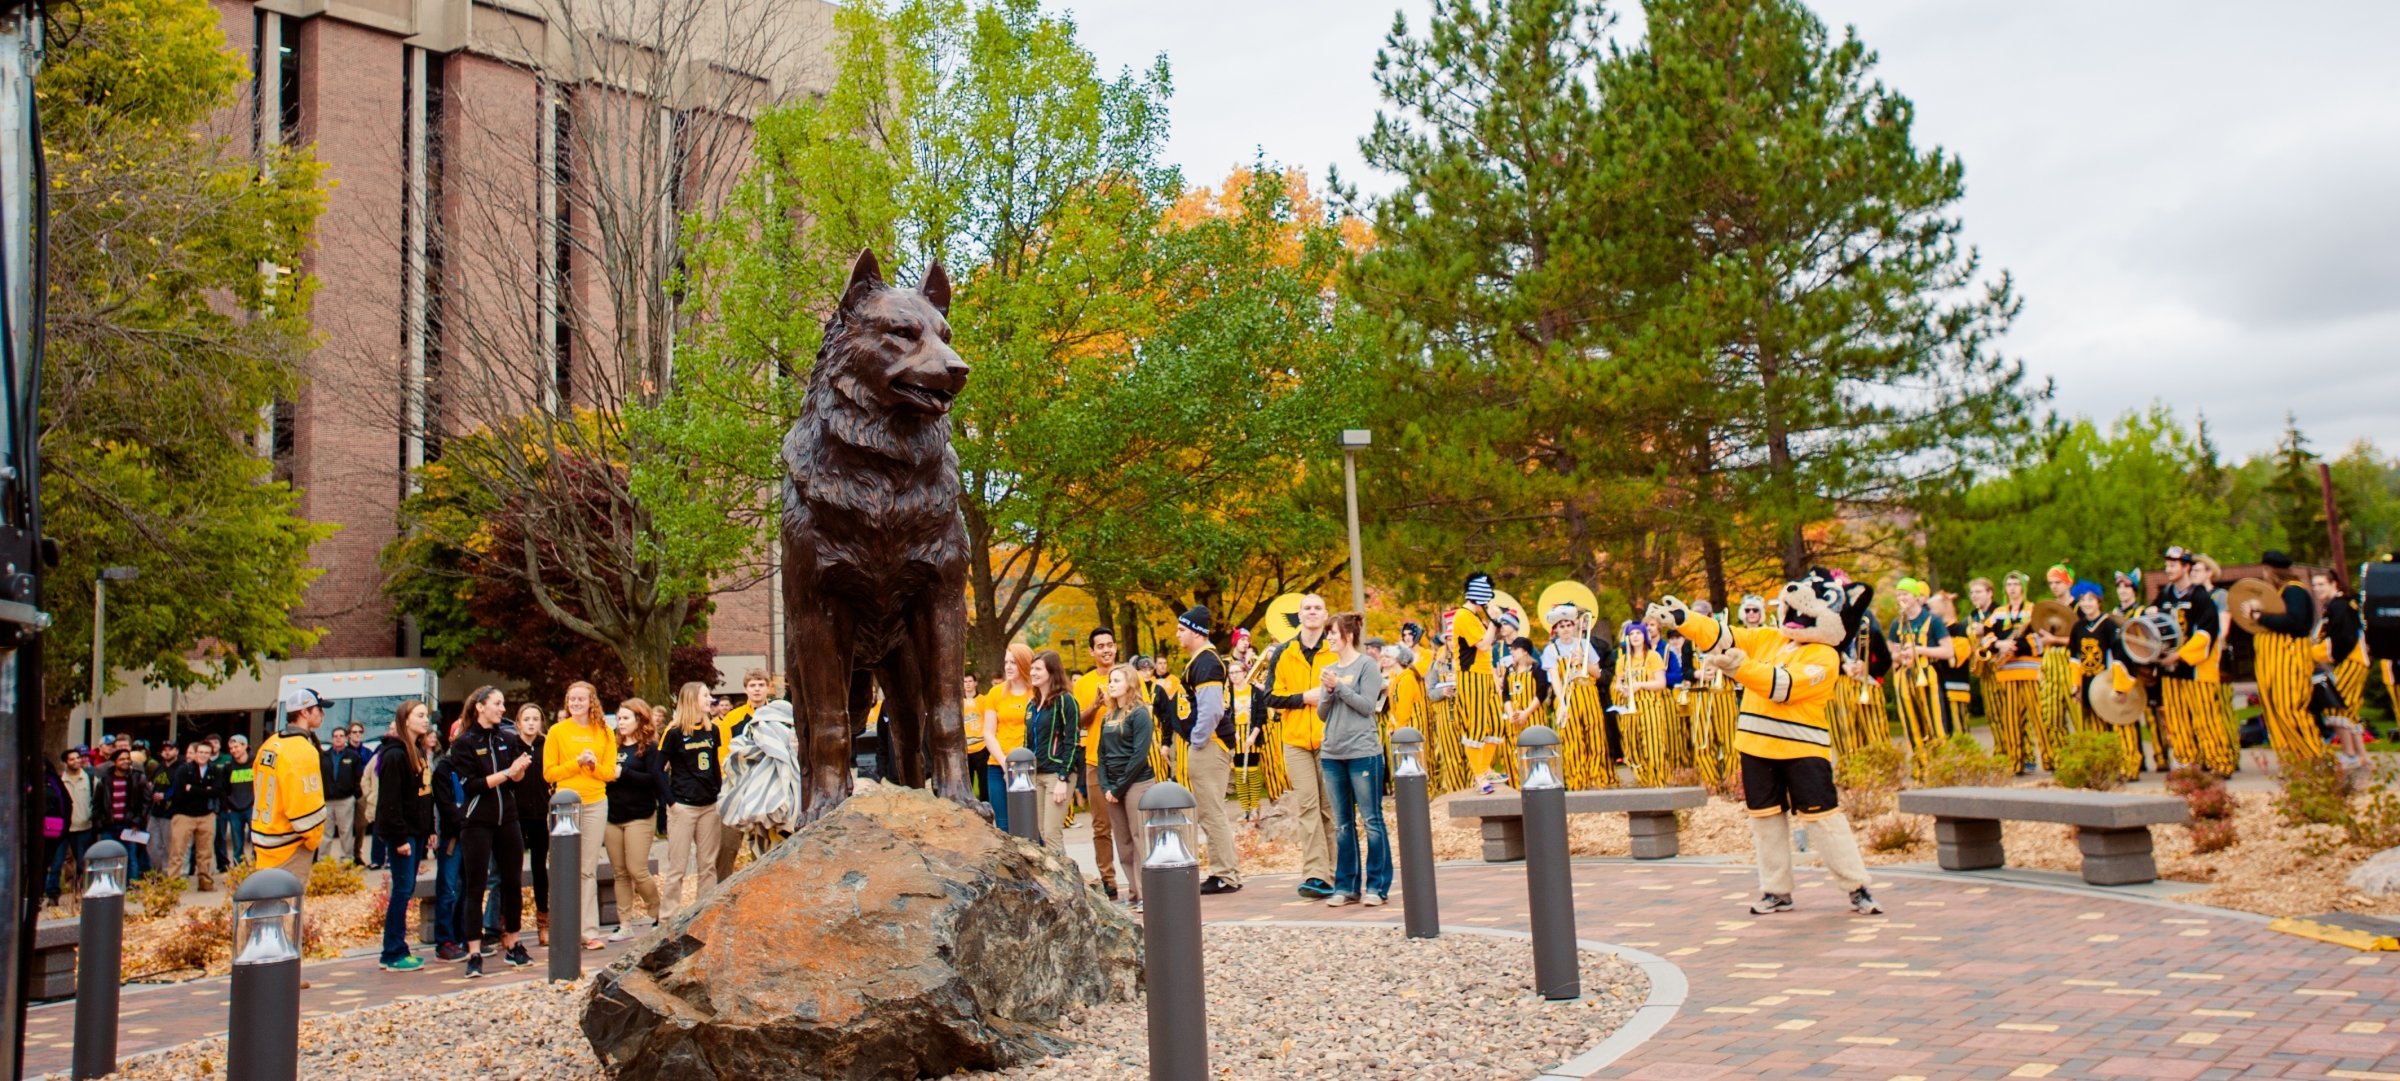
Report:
152,904,228,974
1868,815,1923,853
2184,784,2235,822
129,872,188,922
2344,783,2400,851
308,856,367,897
2274,753,2354,828
2052,731,2127,791
2189,817,2239,854
1836,743,1908,792
1922,733,2014,788
2164,765,2215,799
221,858,258,893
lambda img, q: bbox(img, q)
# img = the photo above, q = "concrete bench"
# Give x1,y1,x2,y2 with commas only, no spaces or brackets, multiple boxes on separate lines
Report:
31,920,77,1001
1896,787,2190,886
1447,787,1709,861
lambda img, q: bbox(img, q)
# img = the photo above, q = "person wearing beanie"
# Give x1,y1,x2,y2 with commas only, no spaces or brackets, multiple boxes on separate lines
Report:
1446,575,1512,789
1172,605,1246,894
1541,605,1614,789
2244,551,2327,765
1499,636,1549,769
1254,596,1339,898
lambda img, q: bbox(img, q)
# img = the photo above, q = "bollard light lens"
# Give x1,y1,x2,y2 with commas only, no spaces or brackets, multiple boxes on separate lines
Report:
233,896,303,966
83,854,128,899
1394,746,1425,778
1005,752,1036,792
1522,755,1562,790
1143,809,1199,869
1515,725,1564,791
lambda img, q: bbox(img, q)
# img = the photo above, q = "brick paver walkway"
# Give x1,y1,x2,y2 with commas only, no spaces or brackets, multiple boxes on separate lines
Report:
1207,860,2399,1079
28,858,2398,1079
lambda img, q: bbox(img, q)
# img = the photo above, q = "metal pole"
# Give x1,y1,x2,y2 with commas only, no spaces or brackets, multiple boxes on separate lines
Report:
71,842,125,1079
1392,747,1439,940
1138,783,1206,1081
1342,450,1366,615
227,869,302,1081
548,791,582,982
88,577,102,747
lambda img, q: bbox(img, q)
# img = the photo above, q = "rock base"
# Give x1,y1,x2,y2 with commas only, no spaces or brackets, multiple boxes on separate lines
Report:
583,783,1140,1080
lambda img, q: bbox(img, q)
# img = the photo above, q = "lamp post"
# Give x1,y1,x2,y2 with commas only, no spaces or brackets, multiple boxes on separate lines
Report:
548,791,583,982
1339,429,1371,615
228,868,304,1081
1004,747,1040,845
1389,727,1440,940
1138,782,1207,1081
72,840,128,1079
1516,724,1578,1000
88,566,137,747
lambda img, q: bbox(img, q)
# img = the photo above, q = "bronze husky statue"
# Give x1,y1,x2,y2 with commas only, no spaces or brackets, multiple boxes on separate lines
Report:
780,249,975,821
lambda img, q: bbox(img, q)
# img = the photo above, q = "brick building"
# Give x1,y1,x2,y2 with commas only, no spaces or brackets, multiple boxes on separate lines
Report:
80,0,836,743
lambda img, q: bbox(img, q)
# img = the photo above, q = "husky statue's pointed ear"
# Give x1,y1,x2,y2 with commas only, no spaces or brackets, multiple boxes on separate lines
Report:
920,261,951,316
843,248,885,307
1841,580,1875,646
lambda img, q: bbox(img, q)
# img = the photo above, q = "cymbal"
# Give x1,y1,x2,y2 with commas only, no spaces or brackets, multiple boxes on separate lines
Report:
2086,674,2144,727
2029,599,2076,641
1261,593,1306,643
2228,578,2284,636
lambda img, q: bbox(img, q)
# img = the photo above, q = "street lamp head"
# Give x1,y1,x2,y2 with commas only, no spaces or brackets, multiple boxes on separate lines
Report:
1339,428,1372,450
99,566,138,582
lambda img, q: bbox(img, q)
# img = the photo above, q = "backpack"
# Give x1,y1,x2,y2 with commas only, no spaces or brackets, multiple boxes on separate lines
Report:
360,747,382,826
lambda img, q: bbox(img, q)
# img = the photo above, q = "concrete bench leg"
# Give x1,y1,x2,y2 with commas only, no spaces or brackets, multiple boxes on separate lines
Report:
1933,817,2004,872
1480,817,1525,863
2076,826,2158,886
1627,810,1680,860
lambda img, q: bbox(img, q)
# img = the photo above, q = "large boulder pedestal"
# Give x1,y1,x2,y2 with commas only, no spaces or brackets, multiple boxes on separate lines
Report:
582,784,1142,1080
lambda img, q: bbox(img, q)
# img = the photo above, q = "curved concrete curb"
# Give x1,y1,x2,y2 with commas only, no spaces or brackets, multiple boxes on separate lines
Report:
1211,918,1685,1079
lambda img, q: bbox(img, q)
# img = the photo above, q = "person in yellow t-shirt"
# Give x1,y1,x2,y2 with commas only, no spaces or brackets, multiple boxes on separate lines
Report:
1070,627,1122,899
978,644,1035,833
543,680,620,950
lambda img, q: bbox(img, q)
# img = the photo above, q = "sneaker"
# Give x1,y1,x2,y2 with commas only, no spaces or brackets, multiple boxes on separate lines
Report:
1750,893,1796,915
608,926,636,943
1199,876,1241,895
504,944,533,968
464,954,484,979
1128,899,1144,914
1296,878,1336,899
1325,893,1357,908
380,955,425,972
1362,892,1386,907
435,942,466,963
1849,887,1884,916
1103,883,1119,901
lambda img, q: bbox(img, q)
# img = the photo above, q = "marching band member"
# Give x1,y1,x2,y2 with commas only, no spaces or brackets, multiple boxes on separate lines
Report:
1964,577,2000,733
1613,620,1680,787
2155,547,2238,775
1501,637,1550,769
1542,605,1615,789
1985,571,2042,773
1450,575,1513,788
2065,581,2140,775
1826,571,1893,763
1423,620,1470,795
1686,601,1739,789
1889,578,1962,778
2031,563,2081,759
2113,570,2173,772
1927,591,1975,726
2313,569,2369,729
2243,551,2328,765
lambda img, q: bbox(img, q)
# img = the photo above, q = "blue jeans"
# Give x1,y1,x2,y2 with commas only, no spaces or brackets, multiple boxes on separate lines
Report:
381,844,421,963
984,764,1010,832
432,839,463,944
216,808,248,867
43,829,94,899
1322,756,1392,899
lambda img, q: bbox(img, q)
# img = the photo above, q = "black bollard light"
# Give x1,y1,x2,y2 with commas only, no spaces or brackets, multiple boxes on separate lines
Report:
72,840,129,1079
1516,724,1579,1000
227,868,304,1081
1004,747,1041,845
549,791,583,982
1388,727,1440,940
1138,782,1207,1081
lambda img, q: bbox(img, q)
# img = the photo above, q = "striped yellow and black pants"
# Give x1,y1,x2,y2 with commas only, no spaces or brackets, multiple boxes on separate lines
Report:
1620,689,1683,787
2159,677,2239,775
1456,673,1514,785
1558,680,1616,789
1892,670,1949,781
1690,686,1738,789
2034,647,2077,768
1828,677,1893,763
2332,650,2369,718
1424,698,1470,796
1987,678,2040,771
2254,631,2327,765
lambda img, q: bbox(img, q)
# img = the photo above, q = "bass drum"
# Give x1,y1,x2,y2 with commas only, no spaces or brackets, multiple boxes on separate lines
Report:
2120,610,2184,668
2367,561,2400,661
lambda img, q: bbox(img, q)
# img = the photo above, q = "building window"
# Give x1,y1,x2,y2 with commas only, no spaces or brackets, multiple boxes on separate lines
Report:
550,87,575,410
271,397,297,483
279,32,301,144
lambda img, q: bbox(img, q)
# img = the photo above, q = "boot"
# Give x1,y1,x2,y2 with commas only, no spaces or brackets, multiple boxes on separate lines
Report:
537,910,550,947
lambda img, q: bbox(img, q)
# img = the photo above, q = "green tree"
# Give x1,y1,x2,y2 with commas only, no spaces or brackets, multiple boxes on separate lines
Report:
36,0,332,749
2267,414,2329,564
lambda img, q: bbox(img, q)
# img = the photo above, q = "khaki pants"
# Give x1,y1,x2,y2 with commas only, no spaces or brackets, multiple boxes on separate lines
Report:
1034,772,1072,850
603,819,661,925
1081,762,1115,891
1103,779,1153,900
1186,742,1241,884
169,814,217,890
323,798,356,864
661,802,722,916
576,798,609,942
1282,743,1334,883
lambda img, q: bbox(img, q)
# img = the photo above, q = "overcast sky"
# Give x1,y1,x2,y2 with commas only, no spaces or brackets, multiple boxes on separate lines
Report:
1064,0,2400,459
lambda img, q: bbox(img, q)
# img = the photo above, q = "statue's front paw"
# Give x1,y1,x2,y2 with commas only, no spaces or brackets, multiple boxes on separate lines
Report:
1704,648,1746,675
1645,597,1692,628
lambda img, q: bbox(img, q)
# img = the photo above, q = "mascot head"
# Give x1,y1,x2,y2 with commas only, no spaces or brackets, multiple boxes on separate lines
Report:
1777,567,1872,648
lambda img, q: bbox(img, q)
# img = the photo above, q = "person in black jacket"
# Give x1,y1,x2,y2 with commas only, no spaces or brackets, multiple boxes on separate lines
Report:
94,746,154,881
163,739,220,891
603,699,666,939
657,682,724,919
321,725,367,865
443,687,532,977
2244,551,2325,766
375,701,438,970
505,704,554,944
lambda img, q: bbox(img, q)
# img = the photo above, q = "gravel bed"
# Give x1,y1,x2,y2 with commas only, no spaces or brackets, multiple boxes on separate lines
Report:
93,925,1647,1081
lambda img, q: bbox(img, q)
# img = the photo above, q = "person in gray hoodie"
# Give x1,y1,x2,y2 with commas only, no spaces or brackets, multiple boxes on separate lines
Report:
1316,611,1390,907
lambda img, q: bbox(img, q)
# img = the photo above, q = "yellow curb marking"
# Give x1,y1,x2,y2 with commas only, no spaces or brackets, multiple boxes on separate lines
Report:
1963,887,1990,894
1997,1023,2059,1032
1667,947,1702,957
2175,1032,2219,1046
2297,989,2357,998
1775,1019,1816,1031
2344,1022,2387,1034
1639,884,1674,890
1728,971,1775,979
2076,912,2104,920
1891,970,1944,977
2063,979,2116,987
2328,1072,2400,1081
1785,988,1836,995
1615,921,1655,927
2102,988,2160,997
1839,1036,1898,1045
1859,962,1909,969
1705,1006,1757,1014
1706,937,1738,945
2165,972,2221,980
1721,893,1751,900
2347,956,2382,966
1750,995,1790,1005
1737,962,1783,969
1903,901,1945,907
2009,1064,2056,1078
2087,934,2120,942
2177,928,2209,937
1465,916,1500,923
2191,1008,2253,1018
1901,935,1943,941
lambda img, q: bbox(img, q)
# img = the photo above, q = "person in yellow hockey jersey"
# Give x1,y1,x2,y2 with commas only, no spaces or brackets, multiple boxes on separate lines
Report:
253,687,331,887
